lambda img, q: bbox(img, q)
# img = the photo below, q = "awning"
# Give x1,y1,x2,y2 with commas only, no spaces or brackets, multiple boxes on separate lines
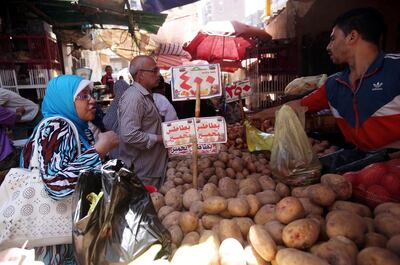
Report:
140,0,200,13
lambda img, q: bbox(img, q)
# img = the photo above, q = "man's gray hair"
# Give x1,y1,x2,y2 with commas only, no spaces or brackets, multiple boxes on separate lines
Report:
129,55,154,80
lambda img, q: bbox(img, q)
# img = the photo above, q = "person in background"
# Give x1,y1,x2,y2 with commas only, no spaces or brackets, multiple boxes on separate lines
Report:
21,75,119,264
118,55,167,187
0,106,24,183
103,76,130,158
252,7,400,151
0,87,41,139
152,76,178,122
101,65,114,96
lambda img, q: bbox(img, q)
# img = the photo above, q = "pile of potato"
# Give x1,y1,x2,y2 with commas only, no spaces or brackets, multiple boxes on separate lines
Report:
226,123,247,150
150,145,400,265
309,138,339,157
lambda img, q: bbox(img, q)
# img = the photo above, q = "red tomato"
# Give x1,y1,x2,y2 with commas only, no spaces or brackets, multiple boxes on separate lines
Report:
382,173,400,197
342,171,359,186
386,159,400,174
358,163,387,187
366,184,391,199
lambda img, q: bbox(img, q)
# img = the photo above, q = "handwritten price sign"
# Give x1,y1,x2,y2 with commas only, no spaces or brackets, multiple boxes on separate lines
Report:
168,143,220,157
170,64,222,101
162,116,227,148
225,79,252,103
162,119,195,147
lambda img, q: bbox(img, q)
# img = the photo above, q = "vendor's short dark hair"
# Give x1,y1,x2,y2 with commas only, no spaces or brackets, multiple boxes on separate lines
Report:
105,65,112,71
333,7,384,45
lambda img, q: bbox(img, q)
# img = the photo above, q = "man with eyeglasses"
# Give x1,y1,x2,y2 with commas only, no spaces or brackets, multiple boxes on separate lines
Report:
118,55,167,187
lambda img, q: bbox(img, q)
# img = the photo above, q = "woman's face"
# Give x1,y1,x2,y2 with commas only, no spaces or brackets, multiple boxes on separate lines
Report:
74,87,96,121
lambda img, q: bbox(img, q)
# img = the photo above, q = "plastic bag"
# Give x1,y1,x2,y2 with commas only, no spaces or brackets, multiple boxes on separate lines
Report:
72,159,171,265
284,74,327,96
244,120,274,152
270,105,321,186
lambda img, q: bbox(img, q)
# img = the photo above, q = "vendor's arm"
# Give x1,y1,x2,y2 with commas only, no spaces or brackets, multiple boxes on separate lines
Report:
119,93,160,150
0,106,16,127
21,119,102,199
250,86,329,121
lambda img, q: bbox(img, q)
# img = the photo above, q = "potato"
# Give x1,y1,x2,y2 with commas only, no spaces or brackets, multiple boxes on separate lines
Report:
233,217,254,238
291,186,308,198
189,201,204,218
230,158,244,172
256,190,280,205
202,215,223,229
248,225,277,262
214,160,226,169
181,231,200,246
168,225,183,245
364,232,387,248
182,188,202,209
387,234,400,256
306,184,336,207
202,168,215,179
258,175,276,190
275,248,330,265
167,160,178,168
198,230,220,265
326,210,366,246
228,198,250,217
159,180,175,195
218,152,229,163
282,218,320,249
203,196,228,214
244,245,268,265
162,211,181,229
238,178,261,195
264,220,284,245
374,213,400,238
308,214,328,241
320,173,352,200
165,188,183,210
275,197,305,224
311,236,358,265
298,197,323,216
199,157,212,170
254,204,276,225
216,167,227,179
202,183,220,200
357,247,400,265
275,182,290,197
179,212,198,234
182,172,194,183
218,177,239,198
158,205,175,220
330,201,372,217
219,238,246,265
218,219,244,244
246,194,261,217
330,236,359,263
373,202,400,217
226,168,236,178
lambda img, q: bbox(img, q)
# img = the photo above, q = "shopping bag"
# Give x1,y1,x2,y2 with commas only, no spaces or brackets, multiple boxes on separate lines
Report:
244,120,274,152
72,159,171,265
270,105,321,186
0,116,80,250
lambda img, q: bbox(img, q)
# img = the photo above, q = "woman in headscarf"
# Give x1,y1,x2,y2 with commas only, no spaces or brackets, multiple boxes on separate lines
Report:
21,75,119,264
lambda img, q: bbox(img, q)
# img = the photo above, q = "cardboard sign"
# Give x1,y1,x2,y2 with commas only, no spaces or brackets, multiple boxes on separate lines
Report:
162,116,227,148
168,143,220,157
162,119,195,147
194,116,227,144
170,64,222,101
225,79,252,103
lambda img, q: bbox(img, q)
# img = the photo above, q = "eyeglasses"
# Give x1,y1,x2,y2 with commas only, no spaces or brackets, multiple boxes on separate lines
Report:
139,67,160,74
75,93,94,101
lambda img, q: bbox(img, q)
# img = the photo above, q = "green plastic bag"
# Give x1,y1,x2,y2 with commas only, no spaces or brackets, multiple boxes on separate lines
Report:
244,120,274,152
270,105,321,186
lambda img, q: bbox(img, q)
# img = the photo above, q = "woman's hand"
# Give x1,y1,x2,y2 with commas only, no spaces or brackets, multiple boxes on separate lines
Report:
94,131,119,157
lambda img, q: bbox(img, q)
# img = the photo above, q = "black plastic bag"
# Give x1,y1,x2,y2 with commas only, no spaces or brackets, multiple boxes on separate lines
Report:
72,159,171,265
319,148,389,174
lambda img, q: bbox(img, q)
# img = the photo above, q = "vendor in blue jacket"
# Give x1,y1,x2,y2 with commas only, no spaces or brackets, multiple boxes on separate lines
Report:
253,7,400,151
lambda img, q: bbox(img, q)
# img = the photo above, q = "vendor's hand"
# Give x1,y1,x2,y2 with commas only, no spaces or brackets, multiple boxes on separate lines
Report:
94,131,119,157
15,107,25,121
